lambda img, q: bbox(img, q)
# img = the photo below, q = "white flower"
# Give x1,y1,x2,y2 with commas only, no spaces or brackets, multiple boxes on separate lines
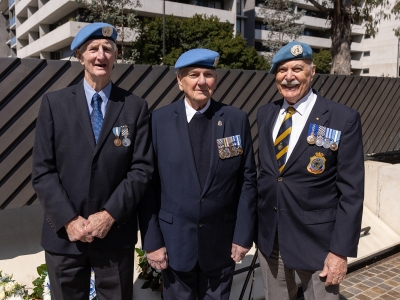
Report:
5,295,24,300
4,282,14,293
43,293,51,300
43,275,51,299
0,289,5,300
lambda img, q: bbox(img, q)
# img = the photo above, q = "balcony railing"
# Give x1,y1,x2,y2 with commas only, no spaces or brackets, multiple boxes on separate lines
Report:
9,16,16,28
10,36,16,47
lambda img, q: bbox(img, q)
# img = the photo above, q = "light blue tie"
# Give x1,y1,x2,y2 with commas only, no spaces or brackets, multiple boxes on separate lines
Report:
90,93,103,143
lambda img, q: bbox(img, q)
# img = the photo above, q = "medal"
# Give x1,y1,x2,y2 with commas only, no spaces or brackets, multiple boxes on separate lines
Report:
114,138,122,146
307,152,326,174
277,143,283,150
122,138,131,146
323,128,332,148
315,125,326,147
236,135,243,154
329,130,341,151
307,123,317,145
112,126,122,147
121,125,131,147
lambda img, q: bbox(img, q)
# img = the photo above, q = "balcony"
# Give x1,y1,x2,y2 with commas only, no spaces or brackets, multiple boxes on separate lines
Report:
8,0,15,9
9,16,16,29
10,36,16,47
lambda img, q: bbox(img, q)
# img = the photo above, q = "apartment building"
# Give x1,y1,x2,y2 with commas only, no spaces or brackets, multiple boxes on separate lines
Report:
0,0,399,76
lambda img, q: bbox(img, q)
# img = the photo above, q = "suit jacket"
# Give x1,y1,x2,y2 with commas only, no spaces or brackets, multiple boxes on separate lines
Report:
257,90,364,271
139,99,257,272
32,81,153,255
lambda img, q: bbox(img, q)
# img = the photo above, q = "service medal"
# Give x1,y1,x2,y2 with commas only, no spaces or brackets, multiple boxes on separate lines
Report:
237,147,243,154
113,126,122,147
219,149,226,159
307,152,326,174
307,135,316,145
114,138,122,146
330,142,338,151
122,138,131,147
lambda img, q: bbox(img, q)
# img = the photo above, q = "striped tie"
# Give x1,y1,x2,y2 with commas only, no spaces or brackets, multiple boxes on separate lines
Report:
274,106,295,173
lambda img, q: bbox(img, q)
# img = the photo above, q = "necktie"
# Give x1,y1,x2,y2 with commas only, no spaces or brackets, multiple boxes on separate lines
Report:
90,93,103,143
274,106,295,173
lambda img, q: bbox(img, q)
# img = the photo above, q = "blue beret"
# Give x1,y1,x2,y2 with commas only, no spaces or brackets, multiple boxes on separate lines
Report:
71,22,118,51
270,41,313,73
175,48,220,69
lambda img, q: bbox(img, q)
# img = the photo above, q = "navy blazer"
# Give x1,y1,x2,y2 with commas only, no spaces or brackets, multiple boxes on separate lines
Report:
257,90,364,271
32,81,154,255
140,99,257,272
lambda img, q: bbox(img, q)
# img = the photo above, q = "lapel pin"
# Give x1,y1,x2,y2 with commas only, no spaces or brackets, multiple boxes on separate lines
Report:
218,120,222,126
316,117,319,120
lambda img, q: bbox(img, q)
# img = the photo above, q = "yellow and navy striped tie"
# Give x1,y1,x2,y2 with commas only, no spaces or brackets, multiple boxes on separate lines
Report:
274,106,295,173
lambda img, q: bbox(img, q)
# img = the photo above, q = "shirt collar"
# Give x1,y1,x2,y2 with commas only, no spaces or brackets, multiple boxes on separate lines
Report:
282,89,315,116
184,98,211,123
84,78,112,108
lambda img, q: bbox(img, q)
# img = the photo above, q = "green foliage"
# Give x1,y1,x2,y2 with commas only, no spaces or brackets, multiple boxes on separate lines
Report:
29,264,47,299
257,0,306,60
76,0,141,62
135,248,162,292
313,50,332,74
132,14,268,70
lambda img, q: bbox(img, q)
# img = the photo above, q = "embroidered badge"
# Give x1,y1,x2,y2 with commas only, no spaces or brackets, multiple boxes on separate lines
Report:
307,152,326,174
102,26,113,37
291,45,303,56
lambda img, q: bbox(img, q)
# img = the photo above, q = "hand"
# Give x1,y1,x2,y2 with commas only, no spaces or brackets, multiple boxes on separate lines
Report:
319,252,347,286
146,247,168,270
231,243,250,262
65,216,93,243
86,210,115,239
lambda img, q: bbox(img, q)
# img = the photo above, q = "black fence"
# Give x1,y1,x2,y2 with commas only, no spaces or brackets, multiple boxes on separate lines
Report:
0,58,399,209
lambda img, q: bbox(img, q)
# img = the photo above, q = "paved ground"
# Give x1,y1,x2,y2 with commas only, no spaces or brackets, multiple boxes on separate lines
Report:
339,252,400,299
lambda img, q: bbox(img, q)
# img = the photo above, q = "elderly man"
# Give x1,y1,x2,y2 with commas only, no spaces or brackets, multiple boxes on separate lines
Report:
32,23,153,299
139,48,257,300
256,41,364,299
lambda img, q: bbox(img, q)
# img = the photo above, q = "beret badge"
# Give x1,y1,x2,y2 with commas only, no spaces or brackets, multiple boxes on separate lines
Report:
102,26,113,37
291,45,303,56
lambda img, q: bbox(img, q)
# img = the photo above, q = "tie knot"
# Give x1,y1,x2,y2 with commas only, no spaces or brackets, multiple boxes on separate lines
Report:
287,106,295,115
91,93,102,109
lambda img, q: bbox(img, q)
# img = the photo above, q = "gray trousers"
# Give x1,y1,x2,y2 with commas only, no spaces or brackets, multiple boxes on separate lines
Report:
258,244,340,300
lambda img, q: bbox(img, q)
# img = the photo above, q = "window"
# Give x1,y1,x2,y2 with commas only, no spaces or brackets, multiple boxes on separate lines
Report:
363,68,369,74
364,34,370,39
364,51,370,57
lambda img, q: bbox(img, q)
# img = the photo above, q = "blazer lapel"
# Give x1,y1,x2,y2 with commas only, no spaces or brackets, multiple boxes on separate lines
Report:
71,81,96,150
283,92,329,173
94,84,124,155
202,100,225,196
174,99,202,194
264,101,281,174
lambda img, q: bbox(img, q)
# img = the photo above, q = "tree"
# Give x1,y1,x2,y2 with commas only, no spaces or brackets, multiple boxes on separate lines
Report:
313,49,332,74
305,0,400,75
258,0,306,63
76,0,141,63
132,14,268,70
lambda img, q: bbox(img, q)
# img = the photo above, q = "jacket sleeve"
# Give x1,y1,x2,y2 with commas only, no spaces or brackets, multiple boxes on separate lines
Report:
137,112,166,251
330,110,364,257
232,113,258,248
32,94,78,232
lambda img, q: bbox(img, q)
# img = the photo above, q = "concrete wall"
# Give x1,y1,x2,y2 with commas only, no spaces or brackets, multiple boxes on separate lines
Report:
364,161,400,236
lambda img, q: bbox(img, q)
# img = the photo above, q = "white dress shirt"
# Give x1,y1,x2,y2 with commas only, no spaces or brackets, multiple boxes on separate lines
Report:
185,98,211,123
272,89,317,162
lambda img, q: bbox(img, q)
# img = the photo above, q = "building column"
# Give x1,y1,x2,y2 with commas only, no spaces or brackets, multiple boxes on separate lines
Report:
39,24,49,38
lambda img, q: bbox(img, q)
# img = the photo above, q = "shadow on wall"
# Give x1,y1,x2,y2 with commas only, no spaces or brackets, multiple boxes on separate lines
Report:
0,204,44,260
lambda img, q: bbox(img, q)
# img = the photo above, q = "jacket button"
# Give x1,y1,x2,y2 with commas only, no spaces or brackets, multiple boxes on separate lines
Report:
200,198,205,203
274,207,277,211
278,177,283,181
199,223,203,228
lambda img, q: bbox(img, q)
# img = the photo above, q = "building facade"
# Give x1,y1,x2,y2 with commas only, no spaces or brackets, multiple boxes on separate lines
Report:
0,0,399,76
